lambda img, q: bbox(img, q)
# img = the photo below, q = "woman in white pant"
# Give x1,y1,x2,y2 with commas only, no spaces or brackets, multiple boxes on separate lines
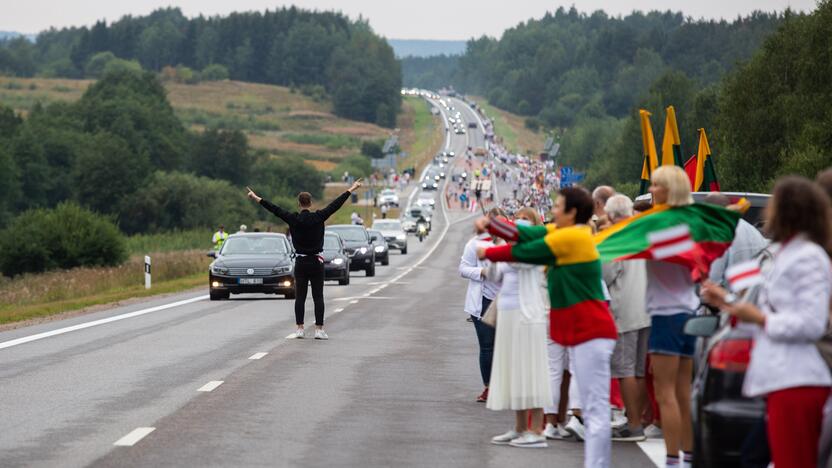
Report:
487,208,553,448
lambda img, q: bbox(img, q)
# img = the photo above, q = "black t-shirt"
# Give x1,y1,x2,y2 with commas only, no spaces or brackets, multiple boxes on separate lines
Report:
259,191,350,255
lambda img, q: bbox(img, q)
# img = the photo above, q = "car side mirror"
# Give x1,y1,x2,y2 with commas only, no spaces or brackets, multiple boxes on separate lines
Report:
207,251,217,258
684,315,720,337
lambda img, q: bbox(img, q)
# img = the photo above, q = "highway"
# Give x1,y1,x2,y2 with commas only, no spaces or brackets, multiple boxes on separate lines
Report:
0,97,654,467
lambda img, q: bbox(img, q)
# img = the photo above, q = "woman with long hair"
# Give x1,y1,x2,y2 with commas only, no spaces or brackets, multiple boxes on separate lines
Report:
702,176,832,468
645,166,698,468
487,207,552,448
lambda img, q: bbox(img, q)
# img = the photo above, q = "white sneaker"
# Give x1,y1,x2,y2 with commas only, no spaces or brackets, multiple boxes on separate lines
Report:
290,329,305,339
557,423,571,439
314,329,329,340
509,432,548,448
644,424,663,439
565,416,586,441
491,430,520,445
543,423,559,440
611,408,628,430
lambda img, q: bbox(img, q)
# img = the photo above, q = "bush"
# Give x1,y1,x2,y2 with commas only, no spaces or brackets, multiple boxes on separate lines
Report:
331,154,372,179
201,64,230,81
360,140,384,158
0,202,127,277
524,117,541,132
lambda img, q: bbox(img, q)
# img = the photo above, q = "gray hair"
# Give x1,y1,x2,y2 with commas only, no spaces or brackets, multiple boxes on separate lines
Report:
604,194,634,222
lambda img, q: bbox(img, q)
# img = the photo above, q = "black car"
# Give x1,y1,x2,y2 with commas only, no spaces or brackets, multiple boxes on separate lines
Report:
322,232,350,285
208,233,295,300
326,225,375,277
367,229,390,266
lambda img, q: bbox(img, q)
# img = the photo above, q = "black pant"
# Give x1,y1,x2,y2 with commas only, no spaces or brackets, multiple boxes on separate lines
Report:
294,257,325,326
472,297,495,387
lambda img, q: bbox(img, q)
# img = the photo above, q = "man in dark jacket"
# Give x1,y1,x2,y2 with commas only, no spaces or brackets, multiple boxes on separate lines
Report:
247,179,362,340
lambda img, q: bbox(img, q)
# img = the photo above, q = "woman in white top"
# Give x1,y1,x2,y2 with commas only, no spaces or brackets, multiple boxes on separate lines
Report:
646,166,699,468
702,176,832,468
488,208,553,448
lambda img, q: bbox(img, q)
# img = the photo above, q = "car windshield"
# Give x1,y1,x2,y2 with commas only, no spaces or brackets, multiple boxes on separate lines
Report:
327,227,366,242
373,221,402,231
221,236,288,255
323,235,341,251
368,230,383,241
382,190,395,196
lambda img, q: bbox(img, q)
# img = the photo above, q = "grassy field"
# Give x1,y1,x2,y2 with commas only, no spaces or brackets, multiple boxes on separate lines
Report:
0,76,389,171
126,229,213,255
0,251,208,325
470,96,543,156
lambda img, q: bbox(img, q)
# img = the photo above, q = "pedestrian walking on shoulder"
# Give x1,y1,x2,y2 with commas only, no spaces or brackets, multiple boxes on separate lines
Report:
459,207,504,403
702,176,832,468
380,203,389,219
247,179,362,340
487,208,553,449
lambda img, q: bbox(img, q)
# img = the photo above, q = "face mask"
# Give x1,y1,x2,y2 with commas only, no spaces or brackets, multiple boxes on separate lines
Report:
515,219,532,227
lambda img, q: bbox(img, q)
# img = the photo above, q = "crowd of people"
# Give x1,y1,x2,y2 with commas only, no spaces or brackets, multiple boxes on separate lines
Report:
460,162,832,468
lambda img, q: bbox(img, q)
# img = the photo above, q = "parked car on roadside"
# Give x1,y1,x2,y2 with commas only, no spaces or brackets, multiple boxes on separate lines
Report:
208,233,295,300
372,219,408,254
367,229,390,266
326,225,376,277
322,232,350,285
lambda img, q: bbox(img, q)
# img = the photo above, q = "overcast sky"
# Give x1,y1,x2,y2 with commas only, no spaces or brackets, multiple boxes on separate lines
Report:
4,0,819,39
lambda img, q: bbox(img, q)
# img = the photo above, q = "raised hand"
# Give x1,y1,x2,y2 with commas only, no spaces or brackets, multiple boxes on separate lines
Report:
246,186,262,203
348,178,363,193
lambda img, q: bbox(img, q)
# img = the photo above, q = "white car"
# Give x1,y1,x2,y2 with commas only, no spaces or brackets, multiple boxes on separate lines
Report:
376,189,399,207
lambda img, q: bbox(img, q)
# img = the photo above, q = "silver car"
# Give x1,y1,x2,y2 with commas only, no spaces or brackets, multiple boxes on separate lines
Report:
371,219,408,254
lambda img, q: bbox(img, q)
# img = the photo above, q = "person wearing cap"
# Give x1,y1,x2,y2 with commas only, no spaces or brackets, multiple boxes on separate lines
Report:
212,225,228,251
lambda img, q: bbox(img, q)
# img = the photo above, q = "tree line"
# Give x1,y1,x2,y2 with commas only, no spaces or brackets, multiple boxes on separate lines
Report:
401,5,832,192
0,69,327,275
0,7,401,127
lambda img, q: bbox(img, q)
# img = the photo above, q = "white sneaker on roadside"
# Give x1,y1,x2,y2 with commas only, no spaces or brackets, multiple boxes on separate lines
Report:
543,423,559,440
644,424,663,439
290,329,305,339
611,408,628,429
509,432,548,448
491,430,520,445
314,329,329,340
565,416,586,441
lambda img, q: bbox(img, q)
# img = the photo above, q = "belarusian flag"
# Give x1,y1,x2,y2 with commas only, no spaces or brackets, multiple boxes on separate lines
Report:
660,106,684,167
639,110,660,195
693,129,720,192
594,203,740,281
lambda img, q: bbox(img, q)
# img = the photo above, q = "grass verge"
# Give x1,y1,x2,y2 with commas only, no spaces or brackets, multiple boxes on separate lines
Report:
470,97,542,156
398,97,443,172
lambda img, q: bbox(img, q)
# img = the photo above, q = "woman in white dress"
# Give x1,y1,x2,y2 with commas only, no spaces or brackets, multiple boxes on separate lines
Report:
488,208,553,448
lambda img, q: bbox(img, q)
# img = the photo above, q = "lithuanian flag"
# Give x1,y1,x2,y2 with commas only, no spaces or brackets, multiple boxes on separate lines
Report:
692,129,720,192
594,203,740,281
660,106,684,167
639,110,659,195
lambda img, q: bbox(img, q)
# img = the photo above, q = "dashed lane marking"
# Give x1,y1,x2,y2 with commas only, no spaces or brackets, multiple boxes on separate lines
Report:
349,300,359,305
197,381,224,392
248,352,268,360
114,427,155,447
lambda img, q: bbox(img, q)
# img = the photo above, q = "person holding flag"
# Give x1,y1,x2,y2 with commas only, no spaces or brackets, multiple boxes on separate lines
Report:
475,187,618,468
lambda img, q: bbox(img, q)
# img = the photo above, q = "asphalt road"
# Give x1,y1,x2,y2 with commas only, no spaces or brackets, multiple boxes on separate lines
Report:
0,98,654,468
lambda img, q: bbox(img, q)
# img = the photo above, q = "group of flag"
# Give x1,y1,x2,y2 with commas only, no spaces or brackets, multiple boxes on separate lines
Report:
639,106,720,195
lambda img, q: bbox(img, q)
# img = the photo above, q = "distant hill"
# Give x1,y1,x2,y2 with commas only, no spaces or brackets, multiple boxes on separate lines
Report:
0,31,35,41
388,39,466,58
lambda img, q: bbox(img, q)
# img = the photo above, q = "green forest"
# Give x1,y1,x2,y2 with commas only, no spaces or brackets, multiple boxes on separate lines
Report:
403,4,832,193
0,7,401,127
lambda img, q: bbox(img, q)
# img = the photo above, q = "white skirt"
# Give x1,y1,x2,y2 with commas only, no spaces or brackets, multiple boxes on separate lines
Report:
486,301,552,411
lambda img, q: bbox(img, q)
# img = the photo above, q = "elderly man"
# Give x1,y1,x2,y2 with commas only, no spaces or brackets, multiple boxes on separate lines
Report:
592,186,616,229
703,193,768,287
602,194,651,442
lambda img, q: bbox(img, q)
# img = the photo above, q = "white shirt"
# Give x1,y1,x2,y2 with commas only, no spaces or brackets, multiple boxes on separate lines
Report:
709,219,769,286
645,261,699,315
603,260,650,333
743,236,832,397
459,233,499,318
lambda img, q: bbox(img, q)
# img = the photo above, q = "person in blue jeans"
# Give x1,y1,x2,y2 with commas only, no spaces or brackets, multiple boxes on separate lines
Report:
459,208,503,402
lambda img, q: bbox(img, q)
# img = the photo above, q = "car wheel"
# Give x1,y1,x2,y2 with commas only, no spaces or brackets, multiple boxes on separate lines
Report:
284,291,296,299
339,275,350,285
382,256,389,266
209,290,224,301
366,262,375,277
401,245,408,255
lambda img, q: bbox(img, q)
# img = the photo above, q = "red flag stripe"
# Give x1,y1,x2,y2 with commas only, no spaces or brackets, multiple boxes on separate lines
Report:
650,233,692,249
728,268,761,284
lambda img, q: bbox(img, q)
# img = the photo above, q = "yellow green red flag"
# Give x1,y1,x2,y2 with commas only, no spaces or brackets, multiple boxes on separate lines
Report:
639,109,659,194
660,106,684,167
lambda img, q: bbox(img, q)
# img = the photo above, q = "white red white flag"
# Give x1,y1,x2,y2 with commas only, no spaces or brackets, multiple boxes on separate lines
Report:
725,260,763,292
469,198,478,213
647,224,695,260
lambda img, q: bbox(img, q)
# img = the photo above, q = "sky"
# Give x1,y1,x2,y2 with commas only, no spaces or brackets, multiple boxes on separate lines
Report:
2,0,819,39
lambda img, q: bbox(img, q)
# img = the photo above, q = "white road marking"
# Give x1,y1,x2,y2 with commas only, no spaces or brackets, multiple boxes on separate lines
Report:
0,295,209,351
248,352,268,360
637,439,665,467
333,308,344,313
114,427,155,447
349,300,359,304
197,380,224,392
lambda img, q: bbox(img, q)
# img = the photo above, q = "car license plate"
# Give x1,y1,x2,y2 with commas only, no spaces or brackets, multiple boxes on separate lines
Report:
238,278,263,285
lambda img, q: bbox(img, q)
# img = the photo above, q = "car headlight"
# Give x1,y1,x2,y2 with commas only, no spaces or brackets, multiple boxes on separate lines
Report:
211,264,229,275
332,258,344,265
272,265,293,274
429,200,435,205
358,247,368,255
425,216,431,222
396,234,406,240
374,246,385,253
